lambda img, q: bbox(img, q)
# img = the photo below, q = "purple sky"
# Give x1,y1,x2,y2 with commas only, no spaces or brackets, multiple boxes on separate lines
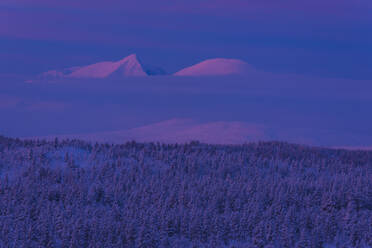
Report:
1,0,371,78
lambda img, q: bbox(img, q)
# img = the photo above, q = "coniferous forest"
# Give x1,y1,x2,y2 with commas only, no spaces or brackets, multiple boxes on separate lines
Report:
0,136,371,248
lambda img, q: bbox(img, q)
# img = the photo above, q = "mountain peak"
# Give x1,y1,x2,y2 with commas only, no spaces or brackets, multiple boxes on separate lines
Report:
120,54,138,62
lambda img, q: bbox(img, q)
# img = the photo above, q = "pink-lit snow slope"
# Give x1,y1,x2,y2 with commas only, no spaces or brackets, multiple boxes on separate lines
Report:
40,54,147,79
174,58,256,76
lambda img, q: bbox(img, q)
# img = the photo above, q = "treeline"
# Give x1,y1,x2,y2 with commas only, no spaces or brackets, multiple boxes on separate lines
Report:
0,137,371,247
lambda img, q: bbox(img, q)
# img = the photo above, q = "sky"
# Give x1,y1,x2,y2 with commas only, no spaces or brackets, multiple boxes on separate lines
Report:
1,0,371,79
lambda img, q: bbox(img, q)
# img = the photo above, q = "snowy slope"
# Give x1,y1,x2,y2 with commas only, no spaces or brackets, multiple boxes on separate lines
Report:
39,54,148,79
68,54,147,78
174,58,256,76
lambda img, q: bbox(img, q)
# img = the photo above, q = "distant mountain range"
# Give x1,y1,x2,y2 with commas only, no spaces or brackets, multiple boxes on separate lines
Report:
37,54,256,80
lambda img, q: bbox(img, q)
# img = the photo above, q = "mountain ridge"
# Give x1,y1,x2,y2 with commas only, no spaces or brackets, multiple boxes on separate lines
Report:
37,55,257,80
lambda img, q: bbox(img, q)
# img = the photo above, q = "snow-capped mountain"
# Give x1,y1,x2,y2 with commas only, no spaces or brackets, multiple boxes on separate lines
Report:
174,58,256,76
39,54,155,79
68,54,147,78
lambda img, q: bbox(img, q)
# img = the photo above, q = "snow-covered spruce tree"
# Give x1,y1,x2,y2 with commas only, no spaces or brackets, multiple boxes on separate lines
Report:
0,137,371,247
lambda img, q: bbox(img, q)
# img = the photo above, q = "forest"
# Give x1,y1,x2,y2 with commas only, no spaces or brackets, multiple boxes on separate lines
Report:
0,136,371,247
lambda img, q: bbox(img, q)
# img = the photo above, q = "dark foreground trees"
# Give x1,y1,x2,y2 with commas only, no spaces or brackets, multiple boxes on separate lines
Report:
0,137,371,247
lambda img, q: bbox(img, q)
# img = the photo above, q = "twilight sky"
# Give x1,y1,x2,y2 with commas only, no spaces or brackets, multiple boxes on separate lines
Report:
1,0,371,78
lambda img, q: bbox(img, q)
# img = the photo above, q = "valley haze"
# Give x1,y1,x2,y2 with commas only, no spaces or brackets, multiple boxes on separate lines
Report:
1,56,371,149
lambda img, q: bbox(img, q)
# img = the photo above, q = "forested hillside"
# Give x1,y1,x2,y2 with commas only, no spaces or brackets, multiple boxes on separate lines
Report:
0,136,371,247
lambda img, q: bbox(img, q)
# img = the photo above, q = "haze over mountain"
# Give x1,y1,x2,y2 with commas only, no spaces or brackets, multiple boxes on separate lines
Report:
28,118,372,150
2,73,372,148
39,119,266,144
174,58,257,76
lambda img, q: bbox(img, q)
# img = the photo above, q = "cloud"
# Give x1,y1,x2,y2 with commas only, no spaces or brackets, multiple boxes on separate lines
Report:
0,95,21,109
0,94,70,111
25,101,70,111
